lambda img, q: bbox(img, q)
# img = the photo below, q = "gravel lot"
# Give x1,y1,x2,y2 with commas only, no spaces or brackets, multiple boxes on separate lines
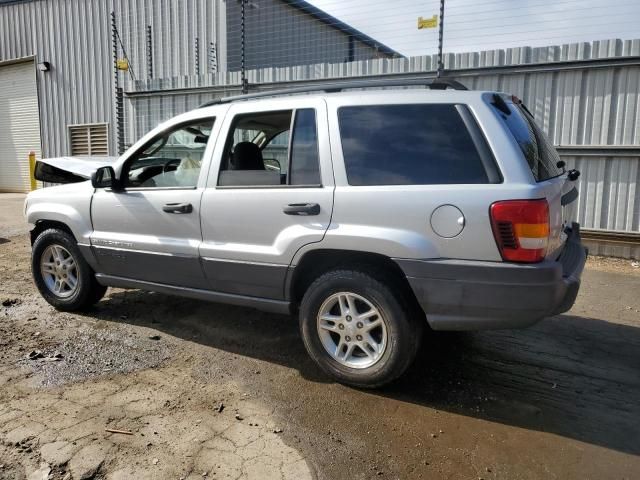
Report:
1,197,639,479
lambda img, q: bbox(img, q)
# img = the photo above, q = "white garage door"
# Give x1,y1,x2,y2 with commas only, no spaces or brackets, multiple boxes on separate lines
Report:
0,61,42,193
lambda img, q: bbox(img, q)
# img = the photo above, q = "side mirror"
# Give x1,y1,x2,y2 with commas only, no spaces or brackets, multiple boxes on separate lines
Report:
91,166,120,190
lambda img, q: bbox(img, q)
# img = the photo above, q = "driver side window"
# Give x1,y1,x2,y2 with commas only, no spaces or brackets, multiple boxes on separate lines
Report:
124,118,215,188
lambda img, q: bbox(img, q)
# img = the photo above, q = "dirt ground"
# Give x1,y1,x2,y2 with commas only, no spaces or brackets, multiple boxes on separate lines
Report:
1,224,639,478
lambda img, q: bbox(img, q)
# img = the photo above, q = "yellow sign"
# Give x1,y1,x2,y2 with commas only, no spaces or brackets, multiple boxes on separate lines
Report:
418,15,438,29
28,151,37,191
116,58,129,71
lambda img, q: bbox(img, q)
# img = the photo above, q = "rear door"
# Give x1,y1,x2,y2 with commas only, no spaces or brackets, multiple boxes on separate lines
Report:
326,97,507,263
199,97,334,299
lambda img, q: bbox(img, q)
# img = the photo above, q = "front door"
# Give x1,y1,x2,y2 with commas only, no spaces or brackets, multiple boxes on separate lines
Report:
200,98,334,299
90,116,216,289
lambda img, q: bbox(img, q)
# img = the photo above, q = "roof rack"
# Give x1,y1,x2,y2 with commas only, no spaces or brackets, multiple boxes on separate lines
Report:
198,78,468,108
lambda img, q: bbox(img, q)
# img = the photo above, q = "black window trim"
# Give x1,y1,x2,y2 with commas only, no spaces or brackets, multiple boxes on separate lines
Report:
123,186,198,192
216,108,323,189
216,184,323,190
286,110,296,184
456,104,503,184
121,116,216,191
288,108,323,187
337,103,501,187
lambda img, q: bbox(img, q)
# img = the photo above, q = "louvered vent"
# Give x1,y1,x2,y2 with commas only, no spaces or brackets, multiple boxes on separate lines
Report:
69,124,109,155
496,222,518,249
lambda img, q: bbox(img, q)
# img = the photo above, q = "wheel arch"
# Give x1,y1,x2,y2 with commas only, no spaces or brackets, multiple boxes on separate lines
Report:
26,197,92,246
287,249,422,314
30,220,76,245
30,221,107,311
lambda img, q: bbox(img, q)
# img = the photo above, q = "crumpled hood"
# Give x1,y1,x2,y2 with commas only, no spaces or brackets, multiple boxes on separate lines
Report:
34,156,117,183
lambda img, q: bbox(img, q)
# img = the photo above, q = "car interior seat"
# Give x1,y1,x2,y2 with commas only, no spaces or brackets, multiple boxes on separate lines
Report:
232,142,265,170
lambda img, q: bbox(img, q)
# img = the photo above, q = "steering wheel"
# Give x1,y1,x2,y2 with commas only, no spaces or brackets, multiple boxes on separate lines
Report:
159,158,181,184
162,158,181,174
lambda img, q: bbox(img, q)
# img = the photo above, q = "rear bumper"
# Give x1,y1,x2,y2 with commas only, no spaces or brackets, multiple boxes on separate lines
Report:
394,223,587,331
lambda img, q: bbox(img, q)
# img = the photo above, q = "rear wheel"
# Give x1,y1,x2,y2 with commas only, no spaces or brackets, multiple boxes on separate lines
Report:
32,228,107,311
299,269,422,388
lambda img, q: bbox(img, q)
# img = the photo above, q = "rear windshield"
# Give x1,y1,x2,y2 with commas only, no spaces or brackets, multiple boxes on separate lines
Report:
337,104,495,186
490,95,563,181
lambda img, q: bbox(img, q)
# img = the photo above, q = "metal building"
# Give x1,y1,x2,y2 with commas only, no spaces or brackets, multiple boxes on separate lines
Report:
0,0,395,192
225,0,399,71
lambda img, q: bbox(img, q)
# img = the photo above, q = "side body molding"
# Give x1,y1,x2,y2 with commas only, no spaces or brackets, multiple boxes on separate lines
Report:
291,224,440,266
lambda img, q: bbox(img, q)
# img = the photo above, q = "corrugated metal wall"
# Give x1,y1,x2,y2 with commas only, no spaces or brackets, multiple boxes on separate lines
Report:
0,0,223,157
126,38,640,246
117,0,224,80
0,0,114,157
565,156,639,232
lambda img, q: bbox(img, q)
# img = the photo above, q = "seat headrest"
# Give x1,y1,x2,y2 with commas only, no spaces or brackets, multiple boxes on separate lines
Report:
232,142,264,170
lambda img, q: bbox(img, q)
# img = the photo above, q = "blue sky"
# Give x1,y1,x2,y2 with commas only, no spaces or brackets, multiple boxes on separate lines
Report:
306,0,640,57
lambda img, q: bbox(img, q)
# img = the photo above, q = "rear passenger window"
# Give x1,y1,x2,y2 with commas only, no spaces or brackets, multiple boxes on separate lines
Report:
338,104,492,186
218,109,321,187
290,109,321,185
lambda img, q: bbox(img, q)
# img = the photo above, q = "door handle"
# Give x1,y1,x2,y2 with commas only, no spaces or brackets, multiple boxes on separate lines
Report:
283,203,320,216
162,202,193,214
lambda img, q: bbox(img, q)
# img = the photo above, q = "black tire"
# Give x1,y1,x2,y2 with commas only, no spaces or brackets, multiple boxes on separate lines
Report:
299,268,423,388
31,228,107,311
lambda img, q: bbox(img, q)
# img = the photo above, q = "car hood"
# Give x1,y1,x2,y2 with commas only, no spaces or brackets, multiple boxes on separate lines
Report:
34,156,117,184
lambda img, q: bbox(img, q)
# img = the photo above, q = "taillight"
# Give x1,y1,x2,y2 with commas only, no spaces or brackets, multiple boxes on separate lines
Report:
490,199,549,263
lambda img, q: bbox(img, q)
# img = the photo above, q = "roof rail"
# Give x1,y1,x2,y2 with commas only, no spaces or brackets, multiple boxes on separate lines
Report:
198,78,468,108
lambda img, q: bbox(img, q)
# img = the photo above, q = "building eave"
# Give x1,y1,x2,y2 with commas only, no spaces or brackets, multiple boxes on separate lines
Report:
280,0,403,58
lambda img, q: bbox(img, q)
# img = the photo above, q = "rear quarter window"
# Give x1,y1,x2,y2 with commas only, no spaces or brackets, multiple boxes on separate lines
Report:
489,94,563,182
338,104,496,186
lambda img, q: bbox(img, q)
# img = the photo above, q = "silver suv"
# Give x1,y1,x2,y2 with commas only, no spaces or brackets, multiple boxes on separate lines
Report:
26,80,587,387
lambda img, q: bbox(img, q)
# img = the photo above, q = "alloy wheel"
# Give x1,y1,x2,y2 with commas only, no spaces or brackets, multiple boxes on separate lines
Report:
316,291,388,369
40,244,80,298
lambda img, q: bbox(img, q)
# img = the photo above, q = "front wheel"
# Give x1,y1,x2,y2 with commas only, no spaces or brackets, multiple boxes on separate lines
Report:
32,228,107,311
299,269,422,388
